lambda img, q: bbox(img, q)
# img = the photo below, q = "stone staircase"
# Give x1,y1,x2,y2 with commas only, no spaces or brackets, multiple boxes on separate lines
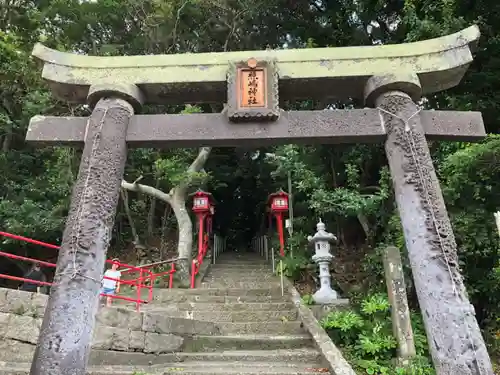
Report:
139,251,331,374
0,251,332,374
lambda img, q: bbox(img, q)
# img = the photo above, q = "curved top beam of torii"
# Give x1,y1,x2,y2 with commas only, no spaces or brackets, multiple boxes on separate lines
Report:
31,25,479,105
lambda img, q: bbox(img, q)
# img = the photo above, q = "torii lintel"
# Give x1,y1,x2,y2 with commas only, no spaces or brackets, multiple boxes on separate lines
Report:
31,26,480,106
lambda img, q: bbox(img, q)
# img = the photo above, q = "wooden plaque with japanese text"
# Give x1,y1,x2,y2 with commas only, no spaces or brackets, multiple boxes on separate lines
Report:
226,58,279,122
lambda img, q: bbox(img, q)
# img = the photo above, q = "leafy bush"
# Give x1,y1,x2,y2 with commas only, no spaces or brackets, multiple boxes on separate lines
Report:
301,293,315,305
320,293,435,375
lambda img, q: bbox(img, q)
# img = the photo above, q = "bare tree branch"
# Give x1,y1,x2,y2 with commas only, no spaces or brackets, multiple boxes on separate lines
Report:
121,179,172,203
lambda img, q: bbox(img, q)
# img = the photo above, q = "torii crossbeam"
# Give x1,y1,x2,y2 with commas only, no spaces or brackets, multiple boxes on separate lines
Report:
27,25,493,375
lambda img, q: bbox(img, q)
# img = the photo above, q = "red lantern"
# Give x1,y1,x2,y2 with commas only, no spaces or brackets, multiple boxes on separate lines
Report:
190,189,215,288
192,191,211,214
268,190,289,257
269,190,289,213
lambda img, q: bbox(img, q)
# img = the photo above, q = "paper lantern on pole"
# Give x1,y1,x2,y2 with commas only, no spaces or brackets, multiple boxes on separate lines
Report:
192,190,211,214
269,190,289,213
267,189,289,257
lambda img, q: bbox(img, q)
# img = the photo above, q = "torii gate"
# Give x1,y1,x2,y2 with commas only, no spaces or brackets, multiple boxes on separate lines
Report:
27,26,492,375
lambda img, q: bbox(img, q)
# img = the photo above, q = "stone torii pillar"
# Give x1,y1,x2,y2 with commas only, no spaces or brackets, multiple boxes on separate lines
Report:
30,84,143,375
365,74,493,375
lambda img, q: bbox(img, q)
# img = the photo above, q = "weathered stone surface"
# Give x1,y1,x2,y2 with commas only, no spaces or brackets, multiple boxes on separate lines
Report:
142,313,219,335
31,95,137,375
27,109,485,149
0,288,7,308
382,246,416,360
0,311,10,336
0,339,35,362
30,293,48,317
31,26,479,105
96,307,142,330
0,253,335,375
284,278,357,375
144,332,184,353
226,59,280,122
4,314,42,344
375,88,493,375
129,331,145,351
159,309,298,322
0,289,33,315
216,321,304,335
92,326,129,351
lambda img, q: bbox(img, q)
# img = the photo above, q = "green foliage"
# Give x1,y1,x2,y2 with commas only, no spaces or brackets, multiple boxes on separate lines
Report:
276,252,309,279
321,294,434,375
301,294,315,305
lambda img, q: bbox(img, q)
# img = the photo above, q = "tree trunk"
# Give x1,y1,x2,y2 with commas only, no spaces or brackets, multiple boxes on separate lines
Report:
147,180,159,239
170,190,193,287
120,188,140,245
160,205,172,259
121,146,212,286
356,213,370,240
120,188,147,261
2,132,11,152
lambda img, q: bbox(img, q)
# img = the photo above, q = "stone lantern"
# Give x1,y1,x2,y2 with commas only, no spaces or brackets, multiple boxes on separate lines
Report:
308,220,339,304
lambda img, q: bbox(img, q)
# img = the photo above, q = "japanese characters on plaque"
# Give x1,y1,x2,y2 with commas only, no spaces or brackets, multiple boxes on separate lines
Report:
240,68,265,108
226,57,280,122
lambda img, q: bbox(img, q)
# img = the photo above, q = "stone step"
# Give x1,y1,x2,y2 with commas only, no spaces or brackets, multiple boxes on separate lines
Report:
183,334,314,352
156,287,284,297
206,270,272,275
153,288,289,304
201,282,281,289
142,309,298,322
147,302,296,312
0,362,331,375
207,269,272,274
213,255,265,259
203,275,274,282
89,348,323,366
154,294,289,304
208,261,271,266
216,321,304,335
203,274,276,280
200,280,277,287
212,259,268,263
147,361,330,374
210,261,272,271
205,269,274,275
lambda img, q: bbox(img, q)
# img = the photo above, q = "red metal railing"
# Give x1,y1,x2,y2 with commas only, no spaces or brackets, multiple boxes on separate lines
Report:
0,231,153,311
121,259,176,293
191,231,209,288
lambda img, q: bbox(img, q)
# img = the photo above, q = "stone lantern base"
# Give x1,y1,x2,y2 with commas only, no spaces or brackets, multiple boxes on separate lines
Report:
311,253,339,305
313,286,339,304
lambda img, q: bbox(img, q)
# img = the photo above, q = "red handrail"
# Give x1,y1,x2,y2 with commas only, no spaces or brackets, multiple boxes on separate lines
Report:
122,260,176,292
151,263,176,289
191,232,209,288
0,231,153,311
0,231,60,250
